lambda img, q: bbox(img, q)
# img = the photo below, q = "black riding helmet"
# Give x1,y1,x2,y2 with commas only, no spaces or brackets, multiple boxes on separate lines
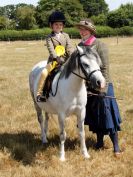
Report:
48,11,66,25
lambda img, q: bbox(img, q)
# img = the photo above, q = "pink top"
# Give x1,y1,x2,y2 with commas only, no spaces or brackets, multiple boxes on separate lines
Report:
84,35,96,46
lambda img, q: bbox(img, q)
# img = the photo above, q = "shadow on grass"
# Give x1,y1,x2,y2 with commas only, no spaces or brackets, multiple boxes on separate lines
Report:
0,131,41,165
0,131,95,165
126,109,133,114
86,136,96,149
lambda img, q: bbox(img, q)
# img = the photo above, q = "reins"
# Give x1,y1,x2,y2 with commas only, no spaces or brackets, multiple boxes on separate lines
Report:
88,92,123,100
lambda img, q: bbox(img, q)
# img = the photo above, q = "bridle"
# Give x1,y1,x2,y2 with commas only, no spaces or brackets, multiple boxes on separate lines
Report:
71,53,101,81
51,52,100,97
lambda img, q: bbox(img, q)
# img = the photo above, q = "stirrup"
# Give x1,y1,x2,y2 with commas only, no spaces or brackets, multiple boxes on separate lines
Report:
37,95,47,102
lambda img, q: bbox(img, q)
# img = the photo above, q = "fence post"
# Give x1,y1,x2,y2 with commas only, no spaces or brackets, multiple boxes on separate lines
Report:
117,35,119,44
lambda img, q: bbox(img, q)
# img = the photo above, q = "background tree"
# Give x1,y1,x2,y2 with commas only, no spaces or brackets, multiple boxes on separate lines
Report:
119,3,133,26
36,0,86,27
60,0,86,27
107,3,133,28
16,5,37,29
0,7,5,16
80,0,109,17
107,9,129,28
1,1,133,30
91,14,107,26
2,5,16,20
0,16,9,29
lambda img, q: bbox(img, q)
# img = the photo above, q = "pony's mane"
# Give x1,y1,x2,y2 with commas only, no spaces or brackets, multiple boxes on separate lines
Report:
60,46,102,79
85,47,102,67
60,50,78,79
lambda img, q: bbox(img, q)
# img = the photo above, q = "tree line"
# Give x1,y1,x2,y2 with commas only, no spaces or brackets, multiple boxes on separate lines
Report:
0,0,133,30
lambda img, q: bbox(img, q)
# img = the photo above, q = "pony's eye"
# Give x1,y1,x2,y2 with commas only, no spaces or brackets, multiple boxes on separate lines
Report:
83,63,89,68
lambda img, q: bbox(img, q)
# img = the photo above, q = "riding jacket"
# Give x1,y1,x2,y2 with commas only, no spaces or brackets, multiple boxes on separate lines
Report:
46,31,74,63
78,36,111,92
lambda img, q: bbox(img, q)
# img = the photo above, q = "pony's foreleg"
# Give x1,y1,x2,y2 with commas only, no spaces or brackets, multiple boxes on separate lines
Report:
58,114,66,161
77,109,90,159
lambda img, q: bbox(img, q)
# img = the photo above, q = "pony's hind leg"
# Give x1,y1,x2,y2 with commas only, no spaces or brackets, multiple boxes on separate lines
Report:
44,112,49,142
77,109,90,159
36,105,48,144
58,114,66,161
32,98,48,144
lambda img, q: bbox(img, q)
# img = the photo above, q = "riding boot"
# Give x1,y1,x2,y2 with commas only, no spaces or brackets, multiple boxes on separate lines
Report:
36,61,58,102
95,132,104,149
109,132,120,153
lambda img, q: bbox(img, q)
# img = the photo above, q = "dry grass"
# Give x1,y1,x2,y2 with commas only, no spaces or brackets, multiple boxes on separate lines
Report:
0,37,133,177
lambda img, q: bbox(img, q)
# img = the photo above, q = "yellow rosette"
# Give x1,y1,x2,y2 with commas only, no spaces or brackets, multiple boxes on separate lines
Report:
55,45,65,57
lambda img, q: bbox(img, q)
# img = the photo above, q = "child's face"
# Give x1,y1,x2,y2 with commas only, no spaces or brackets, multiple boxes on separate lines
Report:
78,27,91,38
51,22,64,33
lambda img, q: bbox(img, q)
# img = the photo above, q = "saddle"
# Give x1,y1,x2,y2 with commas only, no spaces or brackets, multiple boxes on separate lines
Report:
42,65,61,99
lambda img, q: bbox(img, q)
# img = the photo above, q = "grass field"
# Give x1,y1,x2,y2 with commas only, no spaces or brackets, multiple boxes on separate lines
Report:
0,37,133,177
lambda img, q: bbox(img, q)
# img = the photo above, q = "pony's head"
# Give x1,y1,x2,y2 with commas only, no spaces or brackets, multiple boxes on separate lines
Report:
76,45,105,90
62,45,105,91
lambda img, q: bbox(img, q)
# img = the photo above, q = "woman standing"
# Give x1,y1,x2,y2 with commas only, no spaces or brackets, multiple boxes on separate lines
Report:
75,19,122,157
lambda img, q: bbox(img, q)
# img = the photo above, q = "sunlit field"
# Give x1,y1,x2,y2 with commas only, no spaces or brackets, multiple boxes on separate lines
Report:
0,37,133,177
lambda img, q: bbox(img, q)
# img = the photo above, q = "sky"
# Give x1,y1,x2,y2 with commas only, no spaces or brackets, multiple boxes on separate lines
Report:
0,0,133,11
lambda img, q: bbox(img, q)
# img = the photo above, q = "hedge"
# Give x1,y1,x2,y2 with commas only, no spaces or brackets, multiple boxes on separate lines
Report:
96,26,117,37
0,26,133,41
0,29,51,41
116,26,133,36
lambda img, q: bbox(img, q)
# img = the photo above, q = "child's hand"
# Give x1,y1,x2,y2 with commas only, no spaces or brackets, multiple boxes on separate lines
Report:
56,57,64,65
56,56,61,63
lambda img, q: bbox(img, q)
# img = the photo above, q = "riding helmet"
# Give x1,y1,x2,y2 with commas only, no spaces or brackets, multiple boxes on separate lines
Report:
48,11,66,24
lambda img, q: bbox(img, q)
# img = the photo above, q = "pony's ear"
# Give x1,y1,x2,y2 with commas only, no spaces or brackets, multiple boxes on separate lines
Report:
76,45,84,55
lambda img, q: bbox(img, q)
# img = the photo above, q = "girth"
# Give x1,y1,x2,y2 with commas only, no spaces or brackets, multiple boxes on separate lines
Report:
42,65,61,99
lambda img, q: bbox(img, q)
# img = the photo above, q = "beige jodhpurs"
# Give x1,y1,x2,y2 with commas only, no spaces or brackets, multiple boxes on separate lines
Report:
37,61,57,96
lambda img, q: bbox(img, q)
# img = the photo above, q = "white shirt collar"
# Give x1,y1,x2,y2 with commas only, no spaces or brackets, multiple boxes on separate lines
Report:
55,32,61,39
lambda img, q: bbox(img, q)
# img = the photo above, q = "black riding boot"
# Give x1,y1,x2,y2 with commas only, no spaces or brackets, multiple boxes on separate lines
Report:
95,132,104,149
37,94,47,102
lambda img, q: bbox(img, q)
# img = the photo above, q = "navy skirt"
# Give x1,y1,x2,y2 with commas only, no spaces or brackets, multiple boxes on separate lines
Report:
84,83,122,135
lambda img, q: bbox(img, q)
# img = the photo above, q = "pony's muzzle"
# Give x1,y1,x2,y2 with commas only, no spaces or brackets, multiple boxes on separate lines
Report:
92,78,106,91
96,80,105,89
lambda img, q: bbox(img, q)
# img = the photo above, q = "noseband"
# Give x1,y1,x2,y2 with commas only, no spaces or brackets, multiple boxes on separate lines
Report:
72,53,100,81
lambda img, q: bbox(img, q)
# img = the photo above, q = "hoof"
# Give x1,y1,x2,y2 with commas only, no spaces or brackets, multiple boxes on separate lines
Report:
59,157,66,161
82,151,90,159
84,153,90,159
59,154,65,161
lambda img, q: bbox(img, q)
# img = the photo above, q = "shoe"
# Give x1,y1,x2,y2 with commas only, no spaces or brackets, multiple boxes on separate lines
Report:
37,95,46,102
114,150,123,158
95,143,104,150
